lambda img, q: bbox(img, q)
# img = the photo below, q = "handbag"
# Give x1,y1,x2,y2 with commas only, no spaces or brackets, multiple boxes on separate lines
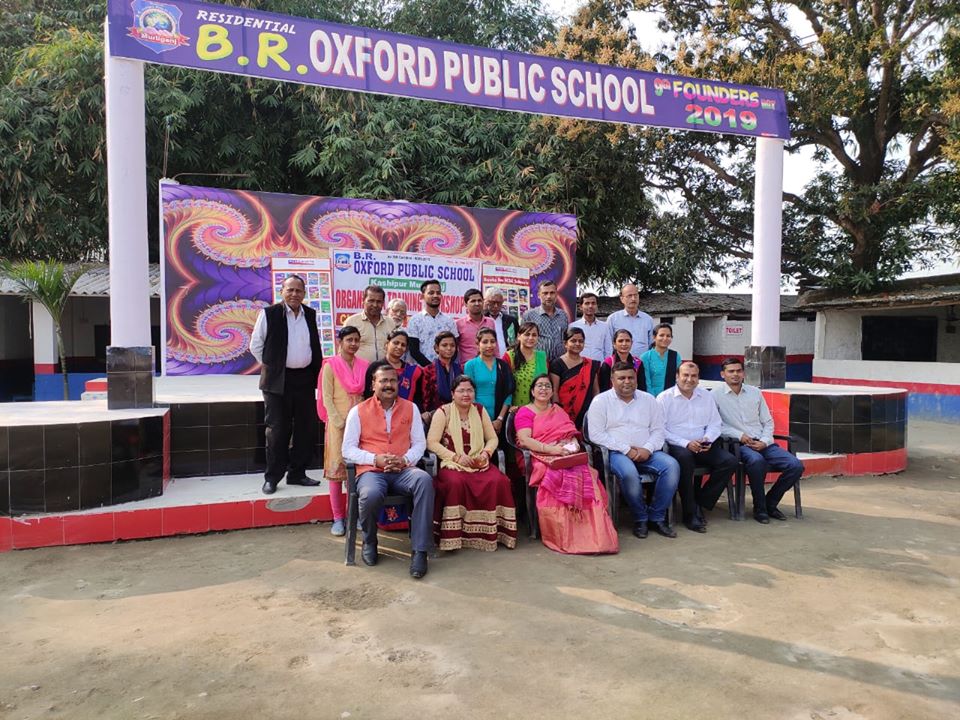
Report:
534,451,589,469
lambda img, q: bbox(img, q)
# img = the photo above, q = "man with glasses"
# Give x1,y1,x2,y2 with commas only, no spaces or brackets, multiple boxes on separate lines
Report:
606,283,654,357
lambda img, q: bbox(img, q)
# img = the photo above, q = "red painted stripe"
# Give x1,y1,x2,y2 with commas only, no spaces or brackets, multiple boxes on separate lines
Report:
813,376,960,396
33,363,57,374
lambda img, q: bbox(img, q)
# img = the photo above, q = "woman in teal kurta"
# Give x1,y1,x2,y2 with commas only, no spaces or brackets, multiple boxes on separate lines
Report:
464,327,515,437
641,322,681,396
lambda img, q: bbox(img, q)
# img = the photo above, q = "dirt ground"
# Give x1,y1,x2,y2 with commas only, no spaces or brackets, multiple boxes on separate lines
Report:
1,421,958,720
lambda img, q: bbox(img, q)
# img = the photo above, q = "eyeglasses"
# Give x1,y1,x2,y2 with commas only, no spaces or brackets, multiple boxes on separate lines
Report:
533,383,553,390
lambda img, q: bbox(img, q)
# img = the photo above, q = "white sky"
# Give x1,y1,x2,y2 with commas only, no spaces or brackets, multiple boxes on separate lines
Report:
542,0,959,293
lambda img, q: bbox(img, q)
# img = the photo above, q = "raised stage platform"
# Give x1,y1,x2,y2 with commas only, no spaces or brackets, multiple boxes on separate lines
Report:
0,375,908,552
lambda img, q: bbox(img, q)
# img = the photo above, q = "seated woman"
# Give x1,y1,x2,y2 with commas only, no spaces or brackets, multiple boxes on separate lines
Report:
420,331,461,425
640,323,680,396
549,327,600,430
599,328,646,393
363,329,424,408
463,327,515,438
503,321,547,411
427,375,517,552
514,374,618,555
316,326,369,536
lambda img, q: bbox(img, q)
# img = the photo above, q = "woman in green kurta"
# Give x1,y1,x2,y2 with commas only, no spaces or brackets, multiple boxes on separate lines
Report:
503,322,547,407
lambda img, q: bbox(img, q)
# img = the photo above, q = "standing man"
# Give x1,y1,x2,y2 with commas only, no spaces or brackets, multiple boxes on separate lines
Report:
484,288,519,353
343,285,396,363
455,288,497,363
522,279,570,361
342,364,434,578
586,362,680,539
713,357,803,523
407,279,458,366
387,298,408,328
570,292,611,362
606,283,654,357
249,274,323,494
657,361,738,533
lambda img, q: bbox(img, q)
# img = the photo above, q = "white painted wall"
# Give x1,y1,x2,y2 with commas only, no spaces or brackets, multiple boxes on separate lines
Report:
817,306,960,362
693,316,815,356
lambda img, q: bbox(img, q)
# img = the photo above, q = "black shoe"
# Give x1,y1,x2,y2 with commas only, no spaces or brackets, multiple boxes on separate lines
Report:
409,551,428,579
696,506,709,526
651,520,677,538
684,518,707,533
262,480,278,495
632,521,649,539
287,476,321,487
768,507,787,521
361,543,378,566
754,510,770,524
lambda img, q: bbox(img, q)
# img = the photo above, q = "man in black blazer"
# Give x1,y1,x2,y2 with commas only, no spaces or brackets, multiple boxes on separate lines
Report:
249,275,323,494
484,288,519,354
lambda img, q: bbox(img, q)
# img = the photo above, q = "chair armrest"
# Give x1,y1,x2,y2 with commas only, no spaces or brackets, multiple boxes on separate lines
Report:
421,451,437,476
773,433,795,454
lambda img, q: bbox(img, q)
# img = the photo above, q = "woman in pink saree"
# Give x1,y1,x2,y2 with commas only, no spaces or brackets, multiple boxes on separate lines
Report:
514,374,618,554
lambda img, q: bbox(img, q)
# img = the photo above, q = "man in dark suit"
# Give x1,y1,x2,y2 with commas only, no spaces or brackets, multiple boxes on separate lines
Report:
249,275,323,494
484,288,519,353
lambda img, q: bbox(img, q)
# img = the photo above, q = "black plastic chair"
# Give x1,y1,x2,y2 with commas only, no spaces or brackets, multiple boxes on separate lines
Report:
504,412,540,539
691,457,742,521
343,452,437,566
723,434,803,520
581,416,680,526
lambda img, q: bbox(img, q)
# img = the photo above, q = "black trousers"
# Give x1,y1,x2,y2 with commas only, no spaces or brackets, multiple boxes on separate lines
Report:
263,367,318,484
667,442,738,519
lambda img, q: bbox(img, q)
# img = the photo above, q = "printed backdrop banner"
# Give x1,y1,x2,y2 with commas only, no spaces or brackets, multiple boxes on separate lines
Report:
107,0,789,140
161,184,577,376
332,249,482,325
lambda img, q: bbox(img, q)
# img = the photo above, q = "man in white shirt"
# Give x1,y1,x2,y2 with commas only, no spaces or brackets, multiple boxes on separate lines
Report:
657,361,738,532
570,292,611,361
249,275,322,494
342,364,434,578
586,362,680,539
407,279,458,365
606,283,654,356
713,357,803,523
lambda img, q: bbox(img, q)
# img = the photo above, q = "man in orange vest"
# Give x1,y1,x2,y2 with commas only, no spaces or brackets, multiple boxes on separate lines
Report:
342,364,434,578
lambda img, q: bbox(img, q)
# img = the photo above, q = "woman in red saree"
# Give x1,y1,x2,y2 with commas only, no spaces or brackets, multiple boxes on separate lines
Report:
514,374,618,555
549,327,600,431
427,375,517,552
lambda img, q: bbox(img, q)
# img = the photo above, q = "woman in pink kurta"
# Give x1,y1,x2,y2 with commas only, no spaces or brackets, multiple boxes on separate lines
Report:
514,374,618,554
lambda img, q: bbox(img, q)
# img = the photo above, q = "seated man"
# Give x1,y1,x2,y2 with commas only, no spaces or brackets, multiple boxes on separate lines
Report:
657,361,738,533
342,364,435,578
713,357,803,523
586,361,680,539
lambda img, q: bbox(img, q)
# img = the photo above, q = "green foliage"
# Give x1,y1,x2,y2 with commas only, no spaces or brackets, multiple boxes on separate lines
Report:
633,0,960,290
0,259,88,399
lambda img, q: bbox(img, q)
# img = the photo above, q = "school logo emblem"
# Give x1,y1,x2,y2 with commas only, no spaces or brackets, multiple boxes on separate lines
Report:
333,253,352,271
127,0,190,54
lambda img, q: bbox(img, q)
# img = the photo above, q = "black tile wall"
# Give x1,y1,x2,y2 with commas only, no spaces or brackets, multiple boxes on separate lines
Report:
79,422,111,466
79,464,111,508
0,426,9,470
9,426,44,471
10,469,45,514
789,393,908,455
172,425,208,453
45,466,80,512
44,424,79,469
4,412,168,516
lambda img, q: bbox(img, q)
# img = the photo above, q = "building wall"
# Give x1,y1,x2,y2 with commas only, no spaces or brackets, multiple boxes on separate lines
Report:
817,306,960,362
692,316,815,380
0,297,33,401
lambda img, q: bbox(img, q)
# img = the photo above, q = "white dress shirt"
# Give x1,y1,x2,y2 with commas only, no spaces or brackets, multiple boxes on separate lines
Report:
657,385,722,447
586,388,665,455
570,317,612,361
341,399,426,468
713,383,775,446
249,303,312,368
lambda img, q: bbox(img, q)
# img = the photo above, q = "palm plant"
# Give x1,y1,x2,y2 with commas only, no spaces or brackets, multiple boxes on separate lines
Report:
0,260,88,400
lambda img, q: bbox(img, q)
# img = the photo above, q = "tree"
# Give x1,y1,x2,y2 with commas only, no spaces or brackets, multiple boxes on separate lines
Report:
630,0,960,291
0,260,88,400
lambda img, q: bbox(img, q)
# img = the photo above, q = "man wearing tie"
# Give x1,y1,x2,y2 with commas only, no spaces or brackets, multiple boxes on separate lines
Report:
250,275,323,494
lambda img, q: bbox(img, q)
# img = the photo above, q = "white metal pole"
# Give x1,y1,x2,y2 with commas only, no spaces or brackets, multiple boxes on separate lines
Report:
104,21,152,347
750,137,785,347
